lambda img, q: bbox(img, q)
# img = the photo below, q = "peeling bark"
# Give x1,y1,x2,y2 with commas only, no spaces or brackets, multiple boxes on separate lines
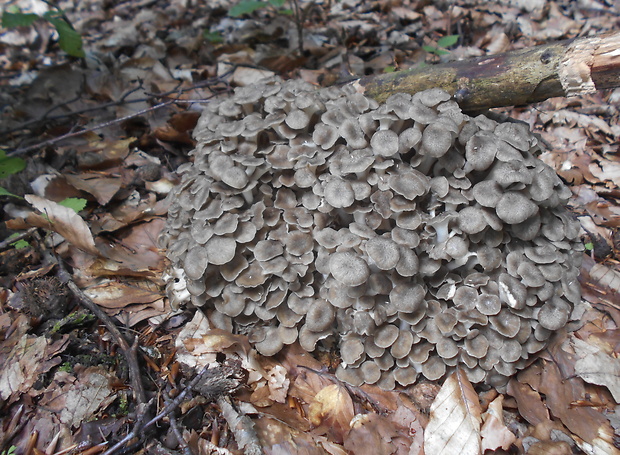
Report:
352,31,620,112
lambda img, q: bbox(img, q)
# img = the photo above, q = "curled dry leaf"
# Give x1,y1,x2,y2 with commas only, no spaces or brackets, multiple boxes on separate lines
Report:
308,383,354,444
424,368,482,455
480,394,517,452
24,195,99,256
570,335,620,402
82,281,162,309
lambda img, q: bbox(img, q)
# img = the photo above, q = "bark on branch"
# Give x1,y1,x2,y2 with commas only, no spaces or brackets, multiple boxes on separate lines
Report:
352,31,620,112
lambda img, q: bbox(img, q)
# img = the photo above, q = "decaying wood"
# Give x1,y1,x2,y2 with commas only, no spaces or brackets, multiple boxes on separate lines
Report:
352,31,620,111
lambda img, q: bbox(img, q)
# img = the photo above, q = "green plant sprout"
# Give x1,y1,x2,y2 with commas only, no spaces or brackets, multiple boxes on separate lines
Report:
229,0,292,18
2,6,84,57
0,149,25,198
59,197,87,213
227,0,310,54
203,30,224,44
6,233,30,249
423,34,459,56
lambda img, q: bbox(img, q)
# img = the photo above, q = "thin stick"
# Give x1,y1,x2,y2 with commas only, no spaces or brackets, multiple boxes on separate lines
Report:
51,252,146,405
0,227,37,251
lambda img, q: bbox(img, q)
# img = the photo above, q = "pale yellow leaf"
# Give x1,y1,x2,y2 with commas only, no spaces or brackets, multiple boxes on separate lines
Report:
308,383,354,442
25,195,99,256
424,368,482,455
480,395,517,451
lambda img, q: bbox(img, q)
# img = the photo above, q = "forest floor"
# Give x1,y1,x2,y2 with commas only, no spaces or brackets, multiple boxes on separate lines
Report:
0,0,619,454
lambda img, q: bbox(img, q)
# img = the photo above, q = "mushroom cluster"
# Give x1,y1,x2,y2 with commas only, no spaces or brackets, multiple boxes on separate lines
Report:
160,78,583,389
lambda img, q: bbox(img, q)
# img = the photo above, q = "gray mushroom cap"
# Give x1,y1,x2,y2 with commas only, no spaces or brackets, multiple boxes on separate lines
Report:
496,192,539,224
329,252,370,286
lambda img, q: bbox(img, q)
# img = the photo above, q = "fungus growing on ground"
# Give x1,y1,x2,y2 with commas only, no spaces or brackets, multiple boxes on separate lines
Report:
160,78,583,390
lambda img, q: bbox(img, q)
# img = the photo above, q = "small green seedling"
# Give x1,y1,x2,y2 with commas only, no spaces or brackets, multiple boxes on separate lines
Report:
0,149,25,199
203,30,223,44
423,34,459,56
7,233,30,249
2,7,84,57
584,242,594,251
59,197,87,213
229,0,292,18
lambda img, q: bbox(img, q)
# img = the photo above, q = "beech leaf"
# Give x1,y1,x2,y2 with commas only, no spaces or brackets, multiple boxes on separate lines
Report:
424,368,482,455
308,384,354,443
25,194,99,256
480,395,517,451
571,335,620,402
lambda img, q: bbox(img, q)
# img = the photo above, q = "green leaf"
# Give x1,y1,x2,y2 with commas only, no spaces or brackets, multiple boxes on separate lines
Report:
279,8,293,15
423,45,449,56
12,239,30,249
59,197,87,213
0,149,26,178
0,186,22,198
268,0,286,7
203,30,223,44
229,0,266,17
383,66,396,73
584,242,594,251
2,11,40,28
6,233,29,249
437,34,459,48
43,12,84,57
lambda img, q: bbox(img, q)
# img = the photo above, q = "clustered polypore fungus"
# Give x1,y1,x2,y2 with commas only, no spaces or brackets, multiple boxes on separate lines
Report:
160,78,583,390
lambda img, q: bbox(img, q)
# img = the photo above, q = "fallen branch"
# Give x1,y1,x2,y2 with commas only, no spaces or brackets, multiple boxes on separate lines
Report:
353,31,620,111
102,361,244,455
55,257,147,405
216,396,263,455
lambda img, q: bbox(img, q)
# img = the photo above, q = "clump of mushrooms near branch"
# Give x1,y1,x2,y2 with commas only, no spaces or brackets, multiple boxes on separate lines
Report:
159,78,583,390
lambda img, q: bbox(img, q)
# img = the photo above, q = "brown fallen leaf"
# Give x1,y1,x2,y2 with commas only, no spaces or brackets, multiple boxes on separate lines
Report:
527,440,573,455
65,174,123,206
424,368,482,455
570,335,620,403
0,330,69,404
344,413,411,455
38,366,116,428
537,348,617,455
82,281,162,309
507,378,550,426
480,394,517,452
23,195,100,256
308,384,354,444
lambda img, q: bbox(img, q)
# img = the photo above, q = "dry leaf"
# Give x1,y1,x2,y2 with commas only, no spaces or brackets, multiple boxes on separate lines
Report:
590,158,620,189
570,336,620,402
38,366,116,428
424,368,482,455
507,379,549,426
345,413,410,455
0,333,69,404
64,174,122,205
266,365,290,404
24,195,99,256
480,395,517,451
537,349,617,455
83,281,162,309
308,384,354,444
